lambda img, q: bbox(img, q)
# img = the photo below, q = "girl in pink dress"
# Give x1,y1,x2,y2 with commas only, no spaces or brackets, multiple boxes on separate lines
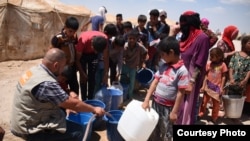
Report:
199,48,228,124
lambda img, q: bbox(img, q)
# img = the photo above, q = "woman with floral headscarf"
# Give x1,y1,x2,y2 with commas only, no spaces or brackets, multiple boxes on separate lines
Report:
176,11,210,125
217,25,239,66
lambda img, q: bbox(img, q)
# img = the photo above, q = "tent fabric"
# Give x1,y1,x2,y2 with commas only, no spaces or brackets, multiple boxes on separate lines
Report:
0,0,91,61
0,0,90,15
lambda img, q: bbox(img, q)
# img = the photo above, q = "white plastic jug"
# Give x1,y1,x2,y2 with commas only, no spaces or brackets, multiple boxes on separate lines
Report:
117,100,159,141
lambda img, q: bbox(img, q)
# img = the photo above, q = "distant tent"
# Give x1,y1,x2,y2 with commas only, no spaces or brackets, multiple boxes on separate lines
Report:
165,18,176,26
105,13,116,24
0,0,91,61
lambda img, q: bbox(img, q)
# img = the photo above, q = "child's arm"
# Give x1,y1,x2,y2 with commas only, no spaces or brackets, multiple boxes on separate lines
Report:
102,44,109,86
169,89,185,123
228,68,235,85
200,74,207,93
116,50,123,81
220,72,227,95
240,71,250,87
224,51,236,59
81,19,91,31
142,78,158,110
200,63,209,92
139,51,148,69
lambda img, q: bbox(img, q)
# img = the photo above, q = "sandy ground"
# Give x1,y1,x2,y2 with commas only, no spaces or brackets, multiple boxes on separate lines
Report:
0,39,250,141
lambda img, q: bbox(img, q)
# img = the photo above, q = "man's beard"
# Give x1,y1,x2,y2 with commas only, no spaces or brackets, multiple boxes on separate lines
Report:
53,71,60,77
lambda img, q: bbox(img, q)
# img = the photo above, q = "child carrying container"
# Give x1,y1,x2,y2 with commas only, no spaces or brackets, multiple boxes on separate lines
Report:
142,36,189,140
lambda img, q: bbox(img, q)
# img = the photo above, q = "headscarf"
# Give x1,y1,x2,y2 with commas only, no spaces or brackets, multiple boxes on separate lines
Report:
222,25,238,51
179,11,203,52
97,6,107,22
201,18,209,28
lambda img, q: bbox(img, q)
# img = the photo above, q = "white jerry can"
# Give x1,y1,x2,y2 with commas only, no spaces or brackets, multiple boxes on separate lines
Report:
117,100,159,141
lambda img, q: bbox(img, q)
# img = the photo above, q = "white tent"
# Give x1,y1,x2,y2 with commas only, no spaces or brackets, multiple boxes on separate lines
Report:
0,0,91,61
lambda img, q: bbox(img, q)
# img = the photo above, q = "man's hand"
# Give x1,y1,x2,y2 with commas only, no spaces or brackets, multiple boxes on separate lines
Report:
93,107,105,117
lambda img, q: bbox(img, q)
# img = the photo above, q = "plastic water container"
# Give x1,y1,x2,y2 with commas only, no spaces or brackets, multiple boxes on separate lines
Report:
117,100,159,141
110,81,123,91
84,99,106,130
105,110,125,141
109,88,123,110
67,112,94,141
136,68,154,86
94,86,112,111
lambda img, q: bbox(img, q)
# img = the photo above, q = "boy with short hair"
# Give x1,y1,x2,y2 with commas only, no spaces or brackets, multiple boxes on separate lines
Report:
121,30,148,99
76,23,117,100
50,16,79,95
142,36,189,140
134,14,149,48
109,35,126,84
116,13,124,35
123,21,133,41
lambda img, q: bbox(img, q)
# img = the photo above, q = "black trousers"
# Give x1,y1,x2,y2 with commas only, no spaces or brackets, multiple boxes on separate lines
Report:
80,53,98,100
67,64,79,94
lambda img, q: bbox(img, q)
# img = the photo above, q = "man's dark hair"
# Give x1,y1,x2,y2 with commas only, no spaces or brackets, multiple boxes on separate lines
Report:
157,36,180,56
116,14,123,18
137,14,147,23
92,36,107,53
104,23,117,36
114,35,126,47
127,29,139,37
65,16,79,30
123,21,133,29
149,9,160,17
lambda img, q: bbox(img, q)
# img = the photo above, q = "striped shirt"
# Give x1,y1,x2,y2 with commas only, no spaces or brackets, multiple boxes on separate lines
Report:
154,60,189,102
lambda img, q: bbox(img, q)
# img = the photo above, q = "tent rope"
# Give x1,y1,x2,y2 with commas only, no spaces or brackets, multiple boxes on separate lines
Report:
54,6,64,26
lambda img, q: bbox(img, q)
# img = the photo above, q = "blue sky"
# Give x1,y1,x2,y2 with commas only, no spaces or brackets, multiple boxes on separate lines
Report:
60,0,250,34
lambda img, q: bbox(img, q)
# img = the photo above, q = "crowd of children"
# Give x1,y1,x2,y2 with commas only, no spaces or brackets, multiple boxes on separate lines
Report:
45,6,249,141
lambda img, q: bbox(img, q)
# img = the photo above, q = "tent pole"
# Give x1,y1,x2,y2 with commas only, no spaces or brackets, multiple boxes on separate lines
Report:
54,6,64,26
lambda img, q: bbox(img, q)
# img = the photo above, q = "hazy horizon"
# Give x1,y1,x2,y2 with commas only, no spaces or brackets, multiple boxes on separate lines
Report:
61,0,250,34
